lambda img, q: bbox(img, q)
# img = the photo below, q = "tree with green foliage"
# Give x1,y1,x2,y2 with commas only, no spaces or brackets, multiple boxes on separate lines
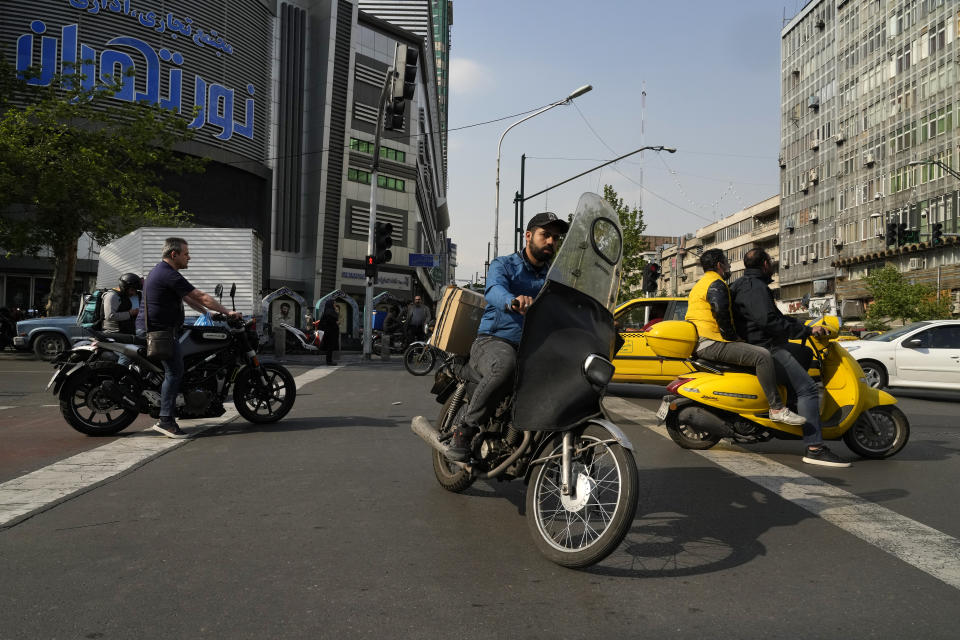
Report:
863,264,952,330
0,60,204,315
602,185,648,303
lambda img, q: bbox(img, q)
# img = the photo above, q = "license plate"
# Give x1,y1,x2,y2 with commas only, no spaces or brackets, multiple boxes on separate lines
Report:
655,399,670,422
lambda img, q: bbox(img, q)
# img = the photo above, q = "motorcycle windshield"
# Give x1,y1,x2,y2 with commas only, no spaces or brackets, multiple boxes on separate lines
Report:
544,192,623,313
512,193,623,432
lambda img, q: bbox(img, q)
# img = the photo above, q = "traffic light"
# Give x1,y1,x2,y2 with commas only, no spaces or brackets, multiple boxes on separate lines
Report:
642,263,661,292
896,222,907,246
384,44,419,131
374,221,393,264
885,222,896,246
932,222,944,246
364,254,377,278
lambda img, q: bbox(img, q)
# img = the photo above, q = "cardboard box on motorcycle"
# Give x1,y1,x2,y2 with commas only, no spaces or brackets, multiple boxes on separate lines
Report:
429,285,485,355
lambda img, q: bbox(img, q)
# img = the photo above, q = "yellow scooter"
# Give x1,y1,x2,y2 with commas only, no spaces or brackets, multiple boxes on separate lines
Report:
650,316,910,459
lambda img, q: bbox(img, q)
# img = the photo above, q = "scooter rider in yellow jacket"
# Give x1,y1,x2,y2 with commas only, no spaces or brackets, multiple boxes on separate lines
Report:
685,248,804,425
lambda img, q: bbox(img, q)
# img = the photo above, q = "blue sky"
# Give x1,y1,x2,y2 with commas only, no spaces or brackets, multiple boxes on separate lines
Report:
445,0,807,281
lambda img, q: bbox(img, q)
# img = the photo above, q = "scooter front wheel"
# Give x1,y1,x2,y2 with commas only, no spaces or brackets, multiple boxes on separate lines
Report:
843,405,909,459
665,410,722,450
526,425,639,568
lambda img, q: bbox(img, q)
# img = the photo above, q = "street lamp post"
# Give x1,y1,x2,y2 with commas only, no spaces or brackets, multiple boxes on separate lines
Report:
493,84,592,259
907,158,960,181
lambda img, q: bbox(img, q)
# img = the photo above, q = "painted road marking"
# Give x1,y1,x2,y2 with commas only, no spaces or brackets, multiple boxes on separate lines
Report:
0,366,342,528
604,396,960,591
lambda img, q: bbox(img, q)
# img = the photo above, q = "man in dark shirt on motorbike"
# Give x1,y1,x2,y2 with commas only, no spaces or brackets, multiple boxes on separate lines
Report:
137,237,241,439
729,248,850,468
445,212,568,462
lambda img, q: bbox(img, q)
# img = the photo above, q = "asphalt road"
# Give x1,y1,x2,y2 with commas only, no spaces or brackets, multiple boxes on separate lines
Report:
1,354,959,638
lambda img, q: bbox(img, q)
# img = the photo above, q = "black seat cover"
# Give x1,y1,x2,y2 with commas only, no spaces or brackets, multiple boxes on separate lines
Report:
512,281,616,432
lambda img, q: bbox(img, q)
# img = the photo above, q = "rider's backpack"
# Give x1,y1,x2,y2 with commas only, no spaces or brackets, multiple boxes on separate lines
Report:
77,289,109,330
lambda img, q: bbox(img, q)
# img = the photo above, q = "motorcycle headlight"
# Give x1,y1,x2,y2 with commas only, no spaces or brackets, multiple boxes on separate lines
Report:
583,354,615,387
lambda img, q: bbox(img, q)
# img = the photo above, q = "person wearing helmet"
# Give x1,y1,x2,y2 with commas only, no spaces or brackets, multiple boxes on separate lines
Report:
103,272,142,335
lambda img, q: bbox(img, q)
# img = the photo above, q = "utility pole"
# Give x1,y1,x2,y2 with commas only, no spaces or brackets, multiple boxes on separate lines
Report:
362,42,418,359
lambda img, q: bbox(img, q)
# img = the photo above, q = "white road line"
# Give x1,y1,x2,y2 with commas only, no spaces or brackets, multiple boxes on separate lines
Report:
0,365,341,529
0,406,15,411
604,396,960,592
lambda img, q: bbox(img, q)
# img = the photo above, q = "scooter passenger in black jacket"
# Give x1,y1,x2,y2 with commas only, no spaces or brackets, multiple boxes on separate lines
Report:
729,248,851,468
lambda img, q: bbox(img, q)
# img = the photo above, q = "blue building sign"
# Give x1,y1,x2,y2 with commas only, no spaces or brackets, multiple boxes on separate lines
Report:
6,0,271,156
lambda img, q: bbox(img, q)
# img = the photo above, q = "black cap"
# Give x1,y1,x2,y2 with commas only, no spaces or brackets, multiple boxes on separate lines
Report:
526,211,569,233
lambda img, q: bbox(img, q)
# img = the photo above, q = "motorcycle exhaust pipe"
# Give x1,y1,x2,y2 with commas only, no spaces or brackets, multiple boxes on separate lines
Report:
677,405,735,437
411,415,452,455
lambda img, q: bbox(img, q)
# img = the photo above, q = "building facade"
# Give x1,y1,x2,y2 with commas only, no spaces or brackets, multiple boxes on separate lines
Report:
780,0,960,319
0,0,451,318
0,0,275,312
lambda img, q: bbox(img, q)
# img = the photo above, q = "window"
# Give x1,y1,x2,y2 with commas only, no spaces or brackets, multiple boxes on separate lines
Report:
347,167,405,192
349,138,406,163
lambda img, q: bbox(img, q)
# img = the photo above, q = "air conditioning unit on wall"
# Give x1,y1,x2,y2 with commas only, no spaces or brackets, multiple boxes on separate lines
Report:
908,257,926,270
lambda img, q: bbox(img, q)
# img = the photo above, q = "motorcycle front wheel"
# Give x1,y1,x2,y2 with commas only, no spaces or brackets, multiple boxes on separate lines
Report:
403,343,436,376
233,363,297,423
526,424,639,568
58,363,139,436
842,405,909,459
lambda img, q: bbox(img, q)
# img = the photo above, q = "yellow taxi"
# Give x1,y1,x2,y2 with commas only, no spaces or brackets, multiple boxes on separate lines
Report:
612,296,694,384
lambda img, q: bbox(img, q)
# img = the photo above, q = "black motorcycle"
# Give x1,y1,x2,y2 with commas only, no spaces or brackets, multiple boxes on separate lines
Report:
48,312,296,436
411,193,639,568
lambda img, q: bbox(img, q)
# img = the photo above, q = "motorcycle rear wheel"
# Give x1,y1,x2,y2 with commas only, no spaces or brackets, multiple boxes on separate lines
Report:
59,363,139,436
526,425,639,568
404,343,436,376
233,363,297,423
665,411,722,450
431,390,475,492
842,405,909,459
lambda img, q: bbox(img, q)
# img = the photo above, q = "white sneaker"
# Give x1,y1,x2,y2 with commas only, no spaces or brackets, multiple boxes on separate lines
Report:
769,407,806,425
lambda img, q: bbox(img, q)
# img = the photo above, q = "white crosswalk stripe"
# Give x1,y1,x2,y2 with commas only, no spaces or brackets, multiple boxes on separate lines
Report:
0,365,341,528
604,396,960,591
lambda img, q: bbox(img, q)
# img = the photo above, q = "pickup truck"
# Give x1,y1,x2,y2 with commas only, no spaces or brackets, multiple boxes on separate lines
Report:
13,315,91,360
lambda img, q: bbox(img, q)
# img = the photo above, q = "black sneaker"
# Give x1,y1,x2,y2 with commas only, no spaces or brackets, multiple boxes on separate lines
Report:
150,418,190,439
802,445,851,468
444,426,476,462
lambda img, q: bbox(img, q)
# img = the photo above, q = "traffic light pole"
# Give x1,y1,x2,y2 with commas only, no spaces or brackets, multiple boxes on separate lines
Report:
363,67,395,360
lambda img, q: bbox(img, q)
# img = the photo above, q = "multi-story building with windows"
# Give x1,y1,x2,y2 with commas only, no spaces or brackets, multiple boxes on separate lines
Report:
358,0,452,175
0,0,451,324
780,0,960,319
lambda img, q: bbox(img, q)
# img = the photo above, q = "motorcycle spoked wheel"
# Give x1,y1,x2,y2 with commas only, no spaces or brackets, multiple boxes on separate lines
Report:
403,344,436,376
431,390,475,493
233,363,297,424
664,410,722,450
58,362,139,436
526,424,639,568
842,405,910,459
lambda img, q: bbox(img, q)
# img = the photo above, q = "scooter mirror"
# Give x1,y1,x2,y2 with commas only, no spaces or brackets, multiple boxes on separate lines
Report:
214,284,223,300
229,283,236,311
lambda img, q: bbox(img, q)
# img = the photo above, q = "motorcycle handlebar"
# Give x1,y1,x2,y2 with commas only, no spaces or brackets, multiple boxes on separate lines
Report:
210,313,246,329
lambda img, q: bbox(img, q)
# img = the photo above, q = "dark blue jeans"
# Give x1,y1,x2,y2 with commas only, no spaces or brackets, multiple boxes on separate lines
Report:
772,345,822,447
160,337,184,419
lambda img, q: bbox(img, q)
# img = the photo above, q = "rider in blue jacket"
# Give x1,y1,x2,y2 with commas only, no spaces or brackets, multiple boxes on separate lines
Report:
446,212,568,462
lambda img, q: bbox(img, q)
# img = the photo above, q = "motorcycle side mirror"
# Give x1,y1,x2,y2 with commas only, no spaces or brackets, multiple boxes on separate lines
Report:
214,284,223,301
229,283,236,311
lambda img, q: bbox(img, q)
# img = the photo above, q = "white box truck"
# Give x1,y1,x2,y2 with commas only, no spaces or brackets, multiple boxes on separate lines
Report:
96,227,263,316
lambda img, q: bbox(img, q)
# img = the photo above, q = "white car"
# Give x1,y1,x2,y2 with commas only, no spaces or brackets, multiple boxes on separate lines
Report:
843,320,960,389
